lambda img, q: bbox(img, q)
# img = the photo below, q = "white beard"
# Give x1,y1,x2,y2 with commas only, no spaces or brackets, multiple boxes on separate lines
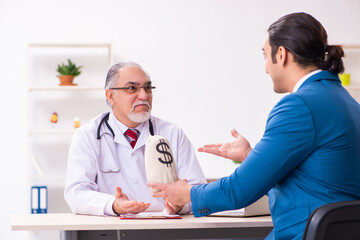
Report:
127,100,151,123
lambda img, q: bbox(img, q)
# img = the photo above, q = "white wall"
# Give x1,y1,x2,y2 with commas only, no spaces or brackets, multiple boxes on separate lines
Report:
1,0,360,239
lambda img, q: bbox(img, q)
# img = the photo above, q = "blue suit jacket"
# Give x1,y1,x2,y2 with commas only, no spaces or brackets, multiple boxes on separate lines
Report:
191,71,360,240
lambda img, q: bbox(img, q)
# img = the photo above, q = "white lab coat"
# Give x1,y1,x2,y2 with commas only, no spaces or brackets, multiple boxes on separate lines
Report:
64,111,207,216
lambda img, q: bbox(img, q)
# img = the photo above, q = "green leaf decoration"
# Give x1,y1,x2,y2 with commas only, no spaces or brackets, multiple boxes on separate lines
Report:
56,59,82,76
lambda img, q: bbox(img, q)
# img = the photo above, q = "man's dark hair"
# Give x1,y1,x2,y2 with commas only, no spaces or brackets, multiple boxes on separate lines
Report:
267,12,344,74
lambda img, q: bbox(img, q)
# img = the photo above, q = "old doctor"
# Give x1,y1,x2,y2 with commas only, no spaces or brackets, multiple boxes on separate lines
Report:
64,62,206,216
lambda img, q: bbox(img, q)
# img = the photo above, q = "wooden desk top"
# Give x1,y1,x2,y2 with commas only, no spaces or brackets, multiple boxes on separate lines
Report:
9,213,273,231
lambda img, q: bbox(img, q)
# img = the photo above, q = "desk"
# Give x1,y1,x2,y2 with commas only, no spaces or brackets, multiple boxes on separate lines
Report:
9,213,273,240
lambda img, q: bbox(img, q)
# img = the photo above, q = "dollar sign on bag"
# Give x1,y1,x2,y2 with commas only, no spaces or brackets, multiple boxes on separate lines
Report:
156,139,173,167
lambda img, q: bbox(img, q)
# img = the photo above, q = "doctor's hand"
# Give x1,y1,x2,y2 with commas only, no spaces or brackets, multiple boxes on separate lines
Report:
147,179,192,207
112,186,150,214
198,129,252,163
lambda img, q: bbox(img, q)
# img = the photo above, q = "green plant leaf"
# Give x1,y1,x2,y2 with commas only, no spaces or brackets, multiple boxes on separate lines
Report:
56,59,83,76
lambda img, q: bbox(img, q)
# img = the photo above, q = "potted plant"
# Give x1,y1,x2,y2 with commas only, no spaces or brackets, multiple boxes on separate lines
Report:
56,59,82,86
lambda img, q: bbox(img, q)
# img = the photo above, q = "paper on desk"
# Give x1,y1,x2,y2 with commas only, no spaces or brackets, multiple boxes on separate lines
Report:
120,211,181,219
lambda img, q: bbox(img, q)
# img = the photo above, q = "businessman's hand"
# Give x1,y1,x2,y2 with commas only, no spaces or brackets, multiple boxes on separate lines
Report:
148,179,192,206
198,129,252,163
112,186,150,214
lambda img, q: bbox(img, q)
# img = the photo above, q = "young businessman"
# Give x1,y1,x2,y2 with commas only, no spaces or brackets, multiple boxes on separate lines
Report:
65,62,206,216
148,12,360,240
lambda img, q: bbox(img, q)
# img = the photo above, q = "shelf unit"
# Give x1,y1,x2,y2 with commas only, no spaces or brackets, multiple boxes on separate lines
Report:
344,85,360,91
342,45,360,102
27,43,112,214
29,86,104,91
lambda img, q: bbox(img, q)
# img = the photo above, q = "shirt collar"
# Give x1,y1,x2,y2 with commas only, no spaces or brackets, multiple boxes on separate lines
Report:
293,69,322,93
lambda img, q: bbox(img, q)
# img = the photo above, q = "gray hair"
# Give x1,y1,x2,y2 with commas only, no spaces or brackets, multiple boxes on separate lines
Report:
105,62,150,90
105,62,150,106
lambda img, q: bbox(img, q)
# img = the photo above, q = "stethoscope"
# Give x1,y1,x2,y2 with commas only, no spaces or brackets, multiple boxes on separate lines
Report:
95,112,154,174
96,112,154,140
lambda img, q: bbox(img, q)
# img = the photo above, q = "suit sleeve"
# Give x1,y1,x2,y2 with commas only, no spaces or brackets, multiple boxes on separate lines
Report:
190,95,316,217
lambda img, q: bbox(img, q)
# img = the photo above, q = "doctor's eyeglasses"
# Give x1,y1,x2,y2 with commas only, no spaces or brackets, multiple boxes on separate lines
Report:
110,85,156,94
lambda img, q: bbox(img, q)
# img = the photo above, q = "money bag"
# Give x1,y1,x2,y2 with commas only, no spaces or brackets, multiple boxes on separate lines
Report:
145,135,178,192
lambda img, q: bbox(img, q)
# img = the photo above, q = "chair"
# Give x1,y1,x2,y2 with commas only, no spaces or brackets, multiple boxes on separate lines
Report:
302,200,360,240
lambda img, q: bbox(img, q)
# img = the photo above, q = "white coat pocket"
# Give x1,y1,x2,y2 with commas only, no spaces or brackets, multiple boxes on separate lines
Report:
97,133,121,174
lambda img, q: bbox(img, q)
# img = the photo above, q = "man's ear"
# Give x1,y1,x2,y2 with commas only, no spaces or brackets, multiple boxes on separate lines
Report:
105,89,115,106
276,46,288,66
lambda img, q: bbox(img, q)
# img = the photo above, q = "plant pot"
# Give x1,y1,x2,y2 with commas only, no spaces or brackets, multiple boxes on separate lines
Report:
58,75,77,86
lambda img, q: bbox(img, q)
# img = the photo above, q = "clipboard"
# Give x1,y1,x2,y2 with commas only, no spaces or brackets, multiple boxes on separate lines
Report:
120,211,181,219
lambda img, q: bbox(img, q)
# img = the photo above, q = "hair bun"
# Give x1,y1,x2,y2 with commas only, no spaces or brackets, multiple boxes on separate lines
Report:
324,45,329,53
318,45,344,74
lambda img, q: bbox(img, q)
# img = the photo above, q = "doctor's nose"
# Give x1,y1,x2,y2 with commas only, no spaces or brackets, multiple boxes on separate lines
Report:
137,87,149,100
